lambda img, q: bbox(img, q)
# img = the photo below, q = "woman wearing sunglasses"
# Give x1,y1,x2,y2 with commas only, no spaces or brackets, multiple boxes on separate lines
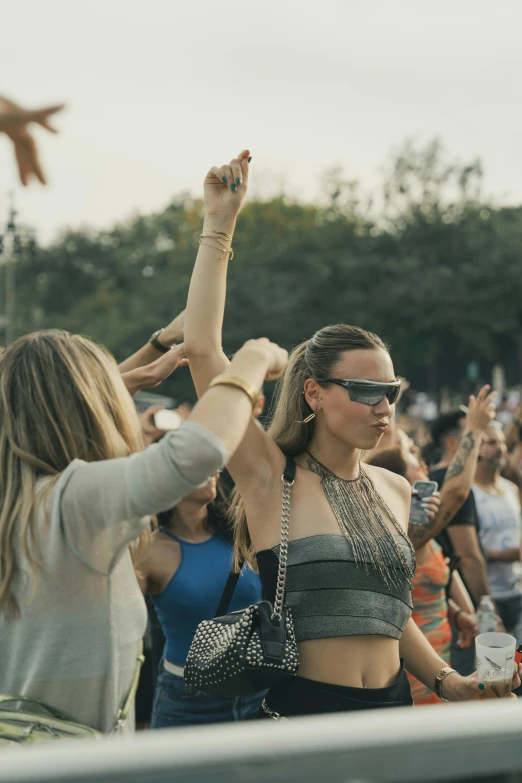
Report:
184,149,521,718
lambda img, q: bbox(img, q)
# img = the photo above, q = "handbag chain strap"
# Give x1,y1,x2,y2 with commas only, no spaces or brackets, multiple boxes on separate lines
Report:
272,468,294,620
213,455,296,620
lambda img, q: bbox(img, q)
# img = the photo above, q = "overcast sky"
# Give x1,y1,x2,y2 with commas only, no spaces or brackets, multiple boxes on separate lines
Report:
2,0,522,242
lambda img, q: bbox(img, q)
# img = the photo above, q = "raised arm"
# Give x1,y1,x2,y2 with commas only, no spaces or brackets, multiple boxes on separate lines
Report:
184,150,251,391
120,343,188,396
184,150,286,493
118,310,186,374
408,386,496,550
60,337,287,572
0,95,64,186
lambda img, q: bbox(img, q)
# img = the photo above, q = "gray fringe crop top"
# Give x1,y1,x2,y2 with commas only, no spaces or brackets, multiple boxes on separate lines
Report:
256,534,414,642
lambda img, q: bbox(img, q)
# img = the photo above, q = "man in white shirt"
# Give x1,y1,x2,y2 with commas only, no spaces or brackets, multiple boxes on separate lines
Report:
473,423,522,635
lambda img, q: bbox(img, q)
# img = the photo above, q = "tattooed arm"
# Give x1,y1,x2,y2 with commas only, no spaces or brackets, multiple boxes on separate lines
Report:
408,386,496,550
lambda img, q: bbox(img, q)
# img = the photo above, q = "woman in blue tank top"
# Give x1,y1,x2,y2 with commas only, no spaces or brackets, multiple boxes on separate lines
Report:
141,472,264,727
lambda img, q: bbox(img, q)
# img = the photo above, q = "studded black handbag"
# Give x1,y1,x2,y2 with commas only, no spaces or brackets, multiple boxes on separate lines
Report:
184,456,299,697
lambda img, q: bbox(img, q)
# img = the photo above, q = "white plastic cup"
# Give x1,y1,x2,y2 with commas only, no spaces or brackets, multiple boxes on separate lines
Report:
475,632,516,699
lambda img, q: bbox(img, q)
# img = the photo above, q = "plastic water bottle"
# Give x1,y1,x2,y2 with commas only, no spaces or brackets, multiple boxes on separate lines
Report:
477,596,497,634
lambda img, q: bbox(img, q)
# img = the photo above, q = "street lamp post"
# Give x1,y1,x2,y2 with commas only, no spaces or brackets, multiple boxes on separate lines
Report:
1,192,17,346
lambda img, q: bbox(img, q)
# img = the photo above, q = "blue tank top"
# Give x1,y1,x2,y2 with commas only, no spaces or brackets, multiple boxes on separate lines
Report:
152,528,262,665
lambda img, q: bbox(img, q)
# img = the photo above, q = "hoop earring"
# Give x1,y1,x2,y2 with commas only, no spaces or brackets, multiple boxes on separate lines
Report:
295,412,316,424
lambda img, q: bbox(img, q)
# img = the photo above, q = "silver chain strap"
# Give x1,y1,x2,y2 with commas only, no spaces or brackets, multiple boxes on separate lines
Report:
261,699,288,721
272,470,294,620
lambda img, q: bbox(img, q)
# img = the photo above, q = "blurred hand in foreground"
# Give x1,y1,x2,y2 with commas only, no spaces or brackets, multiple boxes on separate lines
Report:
0,96,65,186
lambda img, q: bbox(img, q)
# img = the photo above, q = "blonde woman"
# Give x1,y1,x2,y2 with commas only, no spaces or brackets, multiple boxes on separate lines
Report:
184,149,522,718
0,329,286,732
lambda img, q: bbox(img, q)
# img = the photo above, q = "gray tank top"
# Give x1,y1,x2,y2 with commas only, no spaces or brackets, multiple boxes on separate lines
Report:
256,534,414,641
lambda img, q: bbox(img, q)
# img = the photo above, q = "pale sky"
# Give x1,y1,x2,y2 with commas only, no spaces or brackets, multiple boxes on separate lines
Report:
2,0,522,243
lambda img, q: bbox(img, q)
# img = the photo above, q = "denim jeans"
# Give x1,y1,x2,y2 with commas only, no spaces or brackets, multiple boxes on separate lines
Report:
150,668,266,728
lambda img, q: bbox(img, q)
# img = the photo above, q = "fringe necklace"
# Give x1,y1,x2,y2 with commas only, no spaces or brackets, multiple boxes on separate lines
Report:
306,451,415,590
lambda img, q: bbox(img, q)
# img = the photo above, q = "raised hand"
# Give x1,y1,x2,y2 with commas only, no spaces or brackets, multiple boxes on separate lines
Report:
204,149,251,219
0,96,65,186
121,343,188,395
160,309,186,348
239,337,289,382
465,385,497,433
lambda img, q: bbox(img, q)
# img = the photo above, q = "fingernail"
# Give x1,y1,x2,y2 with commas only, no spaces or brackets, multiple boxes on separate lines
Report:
231,184,236,191
221,176,227,183
478,682,486,691
236,177,241,185
248,156,252,163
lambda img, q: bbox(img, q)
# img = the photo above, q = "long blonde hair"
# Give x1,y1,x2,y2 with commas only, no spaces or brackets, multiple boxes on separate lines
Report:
229,324,388,570
0,330,146,619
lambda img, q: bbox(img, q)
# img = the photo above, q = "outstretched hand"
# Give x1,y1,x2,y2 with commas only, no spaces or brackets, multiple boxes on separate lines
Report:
121,343,188,395
238,337,288,382
465,385,497,432
160,309,186,348
204,149,251,219
0,96,65,186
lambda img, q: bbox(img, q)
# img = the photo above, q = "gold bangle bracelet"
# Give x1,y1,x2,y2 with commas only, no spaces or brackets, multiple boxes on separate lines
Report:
207,374,261,409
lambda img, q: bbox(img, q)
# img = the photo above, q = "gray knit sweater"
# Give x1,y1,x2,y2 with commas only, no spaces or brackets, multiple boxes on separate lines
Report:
0,421,228,732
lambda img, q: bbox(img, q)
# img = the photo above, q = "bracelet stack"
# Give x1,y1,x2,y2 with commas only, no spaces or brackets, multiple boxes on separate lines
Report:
207,374,261,409
199,228,234,260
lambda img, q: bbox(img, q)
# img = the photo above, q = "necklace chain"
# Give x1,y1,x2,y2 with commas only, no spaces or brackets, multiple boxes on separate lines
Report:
306,451,415,589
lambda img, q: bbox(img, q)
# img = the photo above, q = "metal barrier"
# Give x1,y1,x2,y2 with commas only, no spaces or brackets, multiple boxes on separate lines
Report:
1,699,522,783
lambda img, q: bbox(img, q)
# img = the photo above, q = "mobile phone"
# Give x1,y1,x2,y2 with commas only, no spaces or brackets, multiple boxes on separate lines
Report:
412,480,439,499
153,409,182,431
410,480,438,526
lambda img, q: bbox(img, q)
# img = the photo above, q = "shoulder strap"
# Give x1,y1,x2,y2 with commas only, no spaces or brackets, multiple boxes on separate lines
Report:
214,455,296,618
283,454,296,483
0,694,72,721
114,640,145,729
215,564,243,617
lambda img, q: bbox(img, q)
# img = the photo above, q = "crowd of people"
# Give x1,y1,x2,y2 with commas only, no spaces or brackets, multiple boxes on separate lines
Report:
1,98,522,744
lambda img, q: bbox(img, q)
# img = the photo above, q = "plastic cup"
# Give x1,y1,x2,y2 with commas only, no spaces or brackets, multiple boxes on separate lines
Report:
475,632,516,699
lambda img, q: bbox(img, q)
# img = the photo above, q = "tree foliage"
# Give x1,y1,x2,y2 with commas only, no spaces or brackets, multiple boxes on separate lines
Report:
6,139,522,401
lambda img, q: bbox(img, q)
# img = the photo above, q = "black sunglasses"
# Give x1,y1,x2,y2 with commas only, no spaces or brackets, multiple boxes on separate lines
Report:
315,378,402,406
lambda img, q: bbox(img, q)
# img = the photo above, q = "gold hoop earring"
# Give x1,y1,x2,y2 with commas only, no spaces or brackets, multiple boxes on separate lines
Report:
295,412,316,424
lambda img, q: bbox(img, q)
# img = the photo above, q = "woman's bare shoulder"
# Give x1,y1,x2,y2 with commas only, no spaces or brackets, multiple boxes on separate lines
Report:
363,462,411,501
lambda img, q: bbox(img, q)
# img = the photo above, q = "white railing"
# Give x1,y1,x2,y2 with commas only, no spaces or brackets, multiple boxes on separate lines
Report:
1,699,522,783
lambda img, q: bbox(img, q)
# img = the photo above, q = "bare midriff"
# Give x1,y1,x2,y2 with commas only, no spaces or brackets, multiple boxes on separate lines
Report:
296,636,401,688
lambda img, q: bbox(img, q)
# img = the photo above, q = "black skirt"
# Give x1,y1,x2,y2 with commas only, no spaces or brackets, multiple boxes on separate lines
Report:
260,661,412,719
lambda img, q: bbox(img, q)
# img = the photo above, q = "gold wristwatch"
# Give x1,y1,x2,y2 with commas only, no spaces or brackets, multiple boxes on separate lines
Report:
434,666,457,701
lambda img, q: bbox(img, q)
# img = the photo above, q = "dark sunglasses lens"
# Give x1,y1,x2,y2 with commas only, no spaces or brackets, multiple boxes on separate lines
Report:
387,385,401,405
347,383,400,406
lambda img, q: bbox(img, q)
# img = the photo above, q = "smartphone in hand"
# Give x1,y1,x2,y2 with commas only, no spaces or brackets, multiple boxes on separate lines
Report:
410,480,438,526
153,409,182,431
